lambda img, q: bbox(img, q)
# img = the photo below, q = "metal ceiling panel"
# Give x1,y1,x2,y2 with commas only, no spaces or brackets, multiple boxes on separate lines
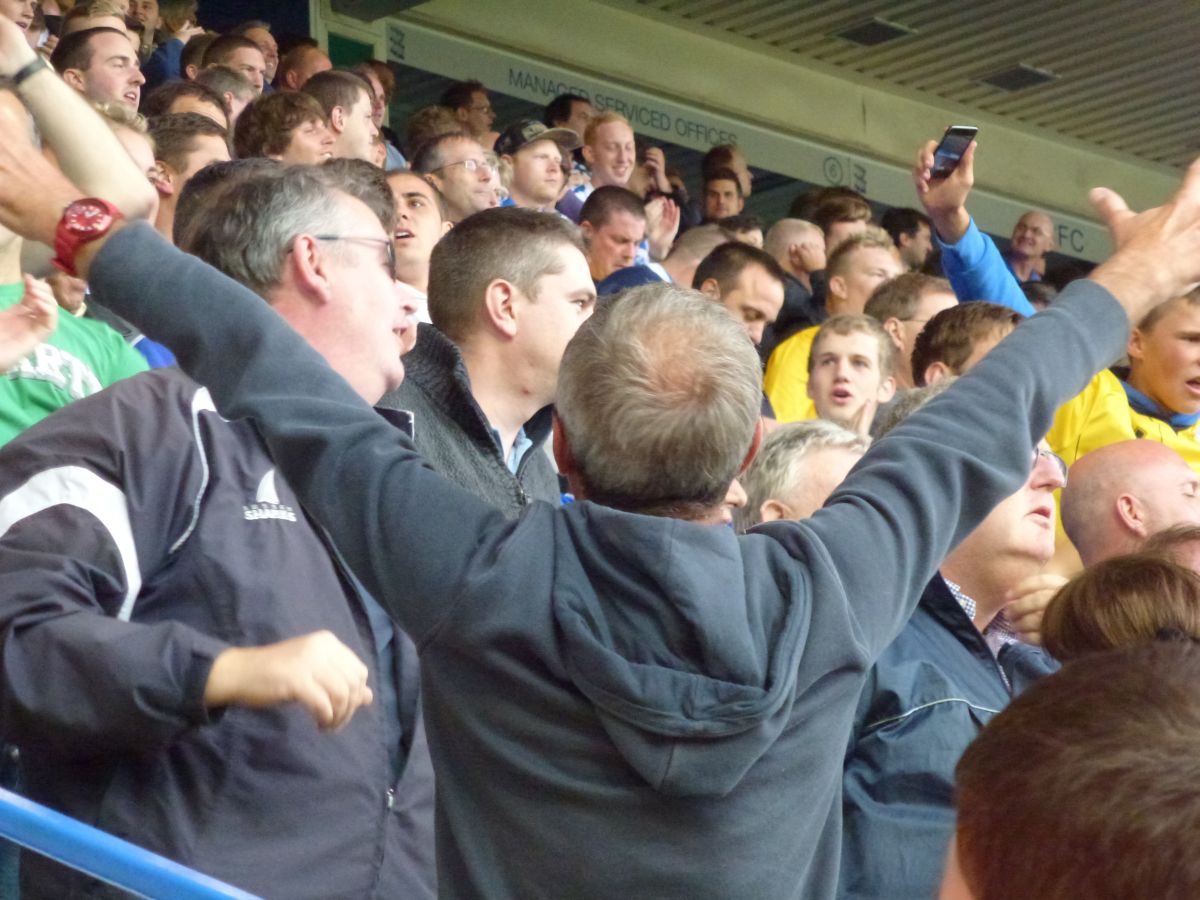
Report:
629,0,1200,168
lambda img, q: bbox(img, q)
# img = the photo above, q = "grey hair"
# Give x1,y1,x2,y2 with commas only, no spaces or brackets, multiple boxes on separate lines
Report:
184,166,363,297
735,420,869,531
557,283,762,517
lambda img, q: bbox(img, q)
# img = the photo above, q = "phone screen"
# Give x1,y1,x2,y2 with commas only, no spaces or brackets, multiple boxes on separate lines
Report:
931,127,977,179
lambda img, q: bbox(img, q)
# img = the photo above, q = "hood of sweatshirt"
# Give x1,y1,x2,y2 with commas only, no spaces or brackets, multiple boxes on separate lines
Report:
551,501,810,798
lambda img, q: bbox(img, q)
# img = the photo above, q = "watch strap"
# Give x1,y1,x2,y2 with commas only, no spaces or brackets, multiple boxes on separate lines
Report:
12,56,49,87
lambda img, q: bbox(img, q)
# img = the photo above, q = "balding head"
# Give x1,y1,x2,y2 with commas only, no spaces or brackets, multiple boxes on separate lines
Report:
661,224,734,288
1010,210,1054,263
1062,440,1200,565
764,218,825,277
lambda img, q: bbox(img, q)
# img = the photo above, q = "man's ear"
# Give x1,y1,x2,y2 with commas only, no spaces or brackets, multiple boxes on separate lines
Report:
579,220,594,244
149,161,174,198
923,360,952,385
827,274,847,310
284,234,336,304
481,278,519,339
1127,328,1145,364
61,68,86,93
697,277,722,301
758,498,789,523
877,375,897,403
330,105,346,134
1115,493,1150,538
581,144,595,168
439,219,453,237
881,317,905,350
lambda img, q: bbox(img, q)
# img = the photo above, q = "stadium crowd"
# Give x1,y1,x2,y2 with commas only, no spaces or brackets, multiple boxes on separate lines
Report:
1,1,1200,898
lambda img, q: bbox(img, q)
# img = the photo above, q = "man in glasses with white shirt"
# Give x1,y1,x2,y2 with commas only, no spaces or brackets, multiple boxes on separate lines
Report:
413,130,498,223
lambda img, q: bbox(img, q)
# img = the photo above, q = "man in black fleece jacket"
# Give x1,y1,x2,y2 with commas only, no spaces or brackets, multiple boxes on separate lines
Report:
3,55,1200,894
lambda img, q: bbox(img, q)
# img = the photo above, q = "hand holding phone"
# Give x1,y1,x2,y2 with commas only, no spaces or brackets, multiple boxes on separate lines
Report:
930,126,978,179
913,128,978,245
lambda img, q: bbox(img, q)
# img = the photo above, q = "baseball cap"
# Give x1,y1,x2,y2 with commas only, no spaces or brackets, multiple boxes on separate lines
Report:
495,118,581,157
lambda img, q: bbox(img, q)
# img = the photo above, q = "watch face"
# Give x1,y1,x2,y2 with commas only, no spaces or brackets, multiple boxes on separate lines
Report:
64,200,114,236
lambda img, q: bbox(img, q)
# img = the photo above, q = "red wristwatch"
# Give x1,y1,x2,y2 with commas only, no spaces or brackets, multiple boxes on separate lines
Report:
51,198,124,278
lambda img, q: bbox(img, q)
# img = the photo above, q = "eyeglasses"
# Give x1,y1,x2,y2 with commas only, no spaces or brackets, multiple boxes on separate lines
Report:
1032,447,1068,485
313,235,396,279
429,158,495,177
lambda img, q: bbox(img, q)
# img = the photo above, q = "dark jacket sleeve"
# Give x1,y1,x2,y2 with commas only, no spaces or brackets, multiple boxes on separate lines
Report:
755,281,1129,656
141,37,183,90
89,225,1129,663
88,223,512,647
0,374,228,754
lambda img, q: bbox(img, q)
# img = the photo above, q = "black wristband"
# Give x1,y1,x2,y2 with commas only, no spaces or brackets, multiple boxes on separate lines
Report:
13,56,49,87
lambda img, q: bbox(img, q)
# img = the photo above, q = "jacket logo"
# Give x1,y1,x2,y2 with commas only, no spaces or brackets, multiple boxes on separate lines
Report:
243,469,296,522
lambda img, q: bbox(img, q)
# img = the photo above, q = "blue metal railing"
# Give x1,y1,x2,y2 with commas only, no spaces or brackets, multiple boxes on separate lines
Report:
0,787,260,899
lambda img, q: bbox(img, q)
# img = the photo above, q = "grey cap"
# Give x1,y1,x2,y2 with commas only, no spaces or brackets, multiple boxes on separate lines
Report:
495,118,582,157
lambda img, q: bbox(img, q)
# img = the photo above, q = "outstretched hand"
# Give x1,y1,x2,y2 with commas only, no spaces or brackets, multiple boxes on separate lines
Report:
1089,156,1200,323
646,196,681,262
204,630,374,732
912,138,976,244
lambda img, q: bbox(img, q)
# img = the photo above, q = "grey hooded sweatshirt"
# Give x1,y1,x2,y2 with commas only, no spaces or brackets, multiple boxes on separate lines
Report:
90,223,1129,899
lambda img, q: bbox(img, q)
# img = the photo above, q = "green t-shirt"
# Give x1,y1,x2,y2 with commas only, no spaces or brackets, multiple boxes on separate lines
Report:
0,281,148,445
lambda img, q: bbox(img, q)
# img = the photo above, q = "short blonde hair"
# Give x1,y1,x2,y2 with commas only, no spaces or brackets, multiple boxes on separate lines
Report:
583,110,631,147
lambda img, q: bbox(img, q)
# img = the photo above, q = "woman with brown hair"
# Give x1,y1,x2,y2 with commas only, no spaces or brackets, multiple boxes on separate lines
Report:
1042,551,1200,660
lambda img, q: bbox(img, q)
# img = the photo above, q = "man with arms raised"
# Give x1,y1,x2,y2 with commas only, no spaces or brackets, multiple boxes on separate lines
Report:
920,139,1200,575
4,53,1200,896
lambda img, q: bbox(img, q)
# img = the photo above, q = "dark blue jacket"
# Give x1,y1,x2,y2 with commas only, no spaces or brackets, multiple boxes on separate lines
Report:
0,368,435,899
839,576,1057,899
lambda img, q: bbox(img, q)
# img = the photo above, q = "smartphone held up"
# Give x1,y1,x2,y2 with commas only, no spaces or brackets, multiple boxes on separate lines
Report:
930,126,978,179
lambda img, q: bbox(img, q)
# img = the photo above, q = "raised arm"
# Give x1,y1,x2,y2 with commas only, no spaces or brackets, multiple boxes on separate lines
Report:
762,158,1200,653
913,139,1035,316
0,15,156,224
